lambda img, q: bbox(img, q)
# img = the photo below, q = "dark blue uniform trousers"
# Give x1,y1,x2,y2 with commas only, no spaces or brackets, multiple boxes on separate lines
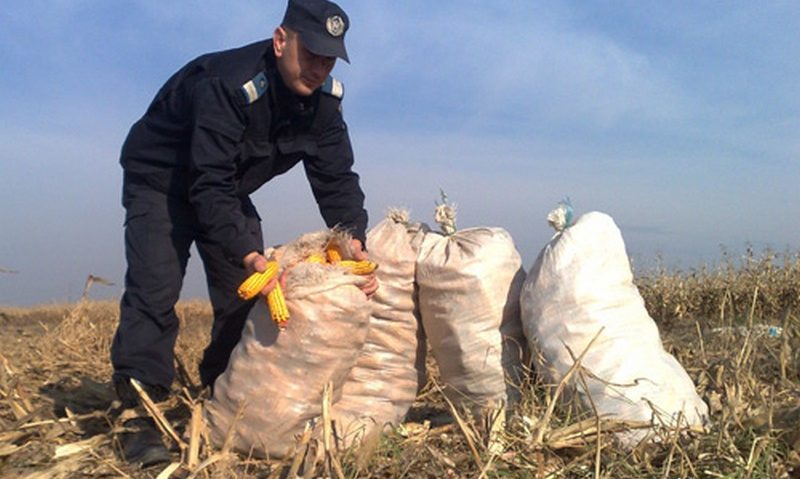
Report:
111,176,262,390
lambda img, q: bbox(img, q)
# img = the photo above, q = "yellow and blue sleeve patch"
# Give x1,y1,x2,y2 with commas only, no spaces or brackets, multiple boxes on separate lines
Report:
321,76,344,100
240,71,269,105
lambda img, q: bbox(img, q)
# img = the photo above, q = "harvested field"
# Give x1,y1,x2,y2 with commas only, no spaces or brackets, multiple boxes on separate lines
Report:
1,248,799,478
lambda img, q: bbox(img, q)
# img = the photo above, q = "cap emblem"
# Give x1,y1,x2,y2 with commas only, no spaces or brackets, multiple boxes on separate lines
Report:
326,15,345,37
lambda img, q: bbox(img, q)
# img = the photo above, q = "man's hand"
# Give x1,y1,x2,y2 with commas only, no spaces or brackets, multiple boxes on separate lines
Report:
242,251,278,297
351,239,378,297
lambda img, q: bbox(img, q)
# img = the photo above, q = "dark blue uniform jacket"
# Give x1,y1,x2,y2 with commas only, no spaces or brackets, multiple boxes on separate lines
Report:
120,40,367,264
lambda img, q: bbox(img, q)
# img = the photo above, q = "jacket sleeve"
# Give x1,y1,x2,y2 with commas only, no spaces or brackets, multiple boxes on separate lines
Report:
303,104,368,245
188,76,261,264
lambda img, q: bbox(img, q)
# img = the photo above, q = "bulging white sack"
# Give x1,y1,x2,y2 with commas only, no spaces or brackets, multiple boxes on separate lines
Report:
520,211,708,446
416,204,527,412
332,210,428,446
205,231,372,458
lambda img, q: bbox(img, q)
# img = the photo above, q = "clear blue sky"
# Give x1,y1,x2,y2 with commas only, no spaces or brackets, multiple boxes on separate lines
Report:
1,1,798,306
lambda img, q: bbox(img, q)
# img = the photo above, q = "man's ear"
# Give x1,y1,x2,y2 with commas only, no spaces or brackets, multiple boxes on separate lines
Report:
273,26,286,58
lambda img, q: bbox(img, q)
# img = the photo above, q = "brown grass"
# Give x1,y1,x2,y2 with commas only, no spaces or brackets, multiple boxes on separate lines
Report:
0,247,798,478
636,246,800,326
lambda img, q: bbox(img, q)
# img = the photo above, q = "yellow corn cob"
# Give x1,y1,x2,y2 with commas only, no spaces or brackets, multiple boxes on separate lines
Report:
267,283,290,329
338,260,378,275
237,261,279,300
325,243,343,263
305,253,327,264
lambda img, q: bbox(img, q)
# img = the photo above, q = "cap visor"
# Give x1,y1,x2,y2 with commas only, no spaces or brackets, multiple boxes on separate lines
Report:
298,30,349,63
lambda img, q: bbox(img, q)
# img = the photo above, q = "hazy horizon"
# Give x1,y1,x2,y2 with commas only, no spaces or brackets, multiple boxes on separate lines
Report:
2,1,798,306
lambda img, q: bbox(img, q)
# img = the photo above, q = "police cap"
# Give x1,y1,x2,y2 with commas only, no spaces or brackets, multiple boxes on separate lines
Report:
282,0,350,63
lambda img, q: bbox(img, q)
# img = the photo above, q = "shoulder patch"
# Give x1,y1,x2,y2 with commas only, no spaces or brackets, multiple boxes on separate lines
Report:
321,76,344,100
239,71,269,105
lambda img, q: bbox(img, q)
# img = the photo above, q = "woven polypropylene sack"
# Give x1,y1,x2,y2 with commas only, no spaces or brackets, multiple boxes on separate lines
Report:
332,211,428,447
205,232,372,458
520,212,709,446
416,226,527,412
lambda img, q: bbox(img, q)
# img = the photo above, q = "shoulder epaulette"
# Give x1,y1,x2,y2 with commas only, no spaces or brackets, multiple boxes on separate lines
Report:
321,76,344,100
239,71,269,105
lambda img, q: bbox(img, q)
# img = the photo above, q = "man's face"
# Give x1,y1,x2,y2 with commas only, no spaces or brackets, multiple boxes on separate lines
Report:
274,27,336,96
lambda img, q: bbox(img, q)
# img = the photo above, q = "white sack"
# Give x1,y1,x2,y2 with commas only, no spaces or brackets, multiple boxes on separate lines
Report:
416,215,527,412
205,232,372,458
332,211,428,446
520,211,709,446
